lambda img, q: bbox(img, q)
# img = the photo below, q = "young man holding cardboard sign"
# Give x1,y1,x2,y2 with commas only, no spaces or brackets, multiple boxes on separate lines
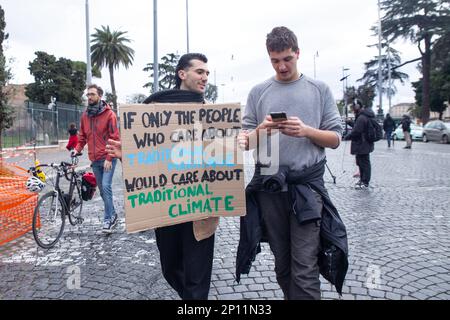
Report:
107,53,244,300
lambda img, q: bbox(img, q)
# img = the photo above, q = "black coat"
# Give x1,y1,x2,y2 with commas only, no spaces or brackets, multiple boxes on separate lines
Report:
144,89,205,104
399,117,411,132
235,159,349,295
383,117,396,132
346,108,375,155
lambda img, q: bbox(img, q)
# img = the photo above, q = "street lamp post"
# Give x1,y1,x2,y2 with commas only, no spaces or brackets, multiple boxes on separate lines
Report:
220,84,226,103
85,0,92,86
377,0,383,112
340,67,350,133
153,0,159,93
186,0,190,53
387,41,392,111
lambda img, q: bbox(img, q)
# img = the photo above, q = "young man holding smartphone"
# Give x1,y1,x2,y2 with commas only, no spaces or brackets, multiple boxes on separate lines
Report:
238,26,344,300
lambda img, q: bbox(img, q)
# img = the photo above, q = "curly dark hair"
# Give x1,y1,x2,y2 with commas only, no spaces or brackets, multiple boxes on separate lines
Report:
266,26,299,53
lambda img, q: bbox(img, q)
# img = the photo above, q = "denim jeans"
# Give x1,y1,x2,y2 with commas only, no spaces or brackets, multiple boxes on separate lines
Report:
385,129,393,147
91,158,117,223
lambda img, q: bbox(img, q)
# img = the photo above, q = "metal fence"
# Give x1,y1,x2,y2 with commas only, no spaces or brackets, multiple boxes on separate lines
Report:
1,101,84,148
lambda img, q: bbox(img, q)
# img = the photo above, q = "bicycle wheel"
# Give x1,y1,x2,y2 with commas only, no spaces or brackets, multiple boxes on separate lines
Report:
32,191,65,249
68,181,83,226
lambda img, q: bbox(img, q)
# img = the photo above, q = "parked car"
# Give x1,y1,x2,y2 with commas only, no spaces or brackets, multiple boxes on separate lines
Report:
422,120,450,144
392,123,424,141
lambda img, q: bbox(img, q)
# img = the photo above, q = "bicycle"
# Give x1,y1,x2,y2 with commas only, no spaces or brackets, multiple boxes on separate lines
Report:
28,154,86,249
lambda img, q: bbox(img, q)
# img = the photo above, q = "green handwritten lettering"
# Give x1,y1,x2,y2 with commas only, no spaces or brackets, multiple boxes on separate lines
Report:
205,183,213,195
225,195,235,211
203,199,212,213
169,204,177,218
128,195,138,208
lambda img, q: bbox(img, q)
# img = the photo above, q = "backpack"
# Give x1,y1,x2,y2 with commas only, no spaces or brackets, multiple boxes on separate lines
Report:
81,172,97,201
366,117,383,142
402,118,411,132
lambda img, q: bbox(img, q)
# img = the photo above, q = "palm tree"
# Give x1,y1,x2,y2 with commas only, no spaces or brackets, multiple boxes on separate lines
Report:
90,25,134,112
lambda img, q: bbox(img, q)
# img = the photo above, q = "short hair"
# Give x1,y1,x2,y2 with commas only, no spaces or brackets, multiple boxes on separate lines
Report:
266,26,299,53
87,84,104,97
175,53,208,89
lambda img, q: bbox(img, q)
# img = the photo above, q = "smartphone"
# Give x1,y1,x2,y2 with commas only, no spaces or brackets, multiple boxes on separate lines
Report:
270,111,288,122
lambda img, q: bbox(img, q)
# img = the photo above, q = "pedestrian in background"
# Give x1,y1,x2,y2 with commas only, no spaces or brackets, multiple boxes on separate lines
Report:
344,100,375,190
399,114,412,149
383,113,396,148
65,122,78,151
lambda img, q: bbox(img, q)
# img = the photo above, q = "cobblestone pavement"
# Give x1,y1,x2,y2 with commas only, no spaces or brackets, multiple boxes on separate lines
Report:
1,140,449,300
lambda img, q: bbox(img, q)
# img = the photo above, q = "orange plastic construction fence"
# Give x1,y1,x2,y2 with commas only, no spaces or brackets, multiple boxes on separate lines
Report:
0,162,38,245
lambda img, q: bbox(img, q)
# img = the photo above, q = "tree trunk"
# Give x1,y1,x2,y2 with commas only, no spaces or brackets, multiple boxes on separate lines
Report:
109,65,117,114
421,34,432,125
0,130,3,159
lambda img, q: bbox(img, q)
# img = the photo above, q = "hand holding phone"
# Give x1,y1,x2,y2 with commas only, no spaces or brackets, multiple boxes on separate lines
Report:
270,111,288,122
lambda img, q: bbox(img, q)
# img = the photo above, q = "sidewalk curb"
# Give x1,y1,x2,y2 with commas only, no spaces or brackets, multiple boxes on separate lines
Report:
3,140,70,153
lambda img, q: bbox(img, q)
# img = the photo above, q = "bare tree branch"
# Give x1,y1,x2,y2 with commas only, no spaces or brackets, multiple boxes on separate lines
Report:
391,57,421,70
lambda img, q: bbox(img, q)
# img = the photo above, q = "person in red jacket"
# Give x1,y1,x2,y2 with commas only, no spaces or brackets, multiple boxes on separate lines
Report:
66,123,78,151
74,84,120,233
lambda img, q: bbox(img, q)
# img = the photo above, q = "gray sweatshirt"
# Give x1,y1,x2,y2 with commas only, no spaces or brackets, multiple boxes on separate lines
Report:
243,75,342,172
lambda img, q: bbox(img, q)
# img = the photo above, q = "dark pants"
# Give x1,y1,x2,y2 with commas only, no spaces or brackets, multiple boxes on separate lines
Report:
256,191,322,300
356,154,371,185
155,222,215,300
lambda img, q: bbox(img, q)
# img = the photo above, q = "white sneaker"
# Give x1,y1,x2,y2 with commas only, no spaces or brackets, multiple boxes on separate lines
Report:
359,183,369,190
102,215,118,234
110,215,118,229
102,221,112,234
355,182,369,190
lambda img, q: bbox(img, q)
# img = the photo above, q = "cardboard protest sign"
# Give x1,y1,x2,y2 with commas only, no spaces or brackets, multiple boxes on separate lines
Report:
119,103,246,233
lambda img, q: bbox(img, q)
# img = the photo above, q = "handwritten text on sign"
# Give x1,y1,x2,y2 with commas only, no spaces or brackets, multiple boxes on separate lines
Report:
120,103,246,233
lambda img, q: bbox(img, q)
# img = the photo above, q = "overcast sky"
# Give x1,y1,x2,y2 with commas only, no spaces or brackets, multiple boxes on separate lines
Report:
2,0,421,112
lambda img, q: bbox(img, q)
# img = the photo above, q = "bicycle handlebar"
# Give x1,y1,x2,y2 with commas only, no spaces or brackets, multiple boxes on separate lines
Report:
71,152,83,158
28,157,80,175
28,151,84,181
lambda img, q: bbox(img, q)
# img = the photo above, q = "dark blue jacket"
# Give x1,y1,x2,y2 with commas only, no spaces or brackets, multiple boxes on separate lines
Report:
235,159,349,295
383,116,396,132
